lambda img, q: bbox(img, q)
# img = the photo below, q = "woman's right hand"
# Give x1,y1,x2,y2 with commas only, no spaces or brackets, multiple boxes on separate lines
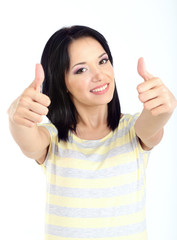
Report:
8,64,51,128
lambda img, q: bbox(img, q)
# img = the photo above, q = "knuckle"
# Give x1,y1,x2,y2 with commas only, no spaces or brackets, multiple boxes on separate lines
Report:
44,107,49,115
165,102,173,112
19,95,32,108
47,97,51,106
13,114,19,124
155,78,163,85
144,102,151,111
19,97,27,107
138,94,144,102
137,85,140,92
137,84,143,93
43,95,51,106
161,86,168,95
138,94,142,101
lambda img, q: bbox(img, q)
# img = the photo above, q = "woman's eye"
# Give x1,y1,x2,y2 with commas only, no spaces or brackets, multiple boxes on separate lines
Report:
99,58,109,64
75,68,87,74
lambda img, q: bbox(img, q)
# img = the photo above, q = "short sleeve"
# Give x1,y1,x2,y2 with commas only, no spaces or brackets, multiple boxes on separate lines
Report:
38,122,58,173
125,113,151,169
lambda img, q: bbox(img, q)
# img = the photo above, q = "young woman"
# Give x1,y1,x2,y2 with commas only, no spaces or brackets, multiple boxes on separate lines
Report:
8,26,176,240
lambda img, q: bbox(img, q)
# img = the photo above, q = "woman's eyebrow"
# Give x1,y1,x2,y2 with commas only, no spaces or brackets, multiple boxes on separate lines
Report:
71,52,107,69
98,52,107,58
72,61,86,69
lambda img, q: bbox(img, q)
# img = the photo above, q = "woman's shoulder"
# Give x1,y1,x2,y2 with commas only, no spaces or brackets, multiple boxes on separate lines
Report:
38,120,58,140
118,113,140,131
120,112,140,122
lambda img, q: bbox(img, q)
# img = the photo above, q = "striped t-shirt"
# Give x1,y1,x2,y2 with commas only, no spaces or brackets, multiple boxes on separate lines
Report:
40,113,150,240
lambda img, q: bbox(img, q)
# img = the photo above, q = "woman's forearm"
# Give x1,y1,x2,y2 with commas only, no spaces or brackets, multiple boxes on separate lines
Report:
8,64,51,161
135,58,177,149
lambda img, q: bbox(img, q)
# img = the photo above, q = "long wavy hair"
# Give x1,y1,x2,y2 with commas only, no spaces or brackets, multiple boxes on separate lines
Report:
41,25,121,141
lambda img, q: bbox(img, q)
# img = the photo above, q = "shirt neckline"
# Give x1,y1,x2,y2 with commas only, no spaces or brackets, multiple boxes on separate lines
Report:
70,114,126,143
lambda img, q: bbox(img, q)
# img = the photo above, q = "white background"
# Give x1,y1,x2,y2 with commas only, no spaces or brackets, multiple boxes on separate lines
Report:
0,0,177,239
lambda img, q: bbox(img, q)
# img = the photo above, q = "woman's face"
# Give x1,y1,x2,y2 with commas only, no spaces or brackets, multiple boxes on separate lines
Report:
65,37,115,109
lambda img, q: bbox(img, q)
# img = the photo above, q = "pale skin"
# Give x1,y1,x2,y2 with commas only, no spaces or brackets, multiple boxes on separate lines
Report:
8,37,177,164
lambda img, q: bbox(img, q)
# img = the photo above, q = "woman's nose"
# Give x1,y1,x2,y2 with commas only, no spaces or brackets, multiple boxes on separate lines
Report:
91,68,104,82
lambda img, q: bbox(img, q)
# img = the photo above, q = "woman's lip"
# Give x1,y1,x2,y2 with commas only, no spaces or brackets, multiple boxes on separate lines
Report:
90,83,109,92
90,83,109,95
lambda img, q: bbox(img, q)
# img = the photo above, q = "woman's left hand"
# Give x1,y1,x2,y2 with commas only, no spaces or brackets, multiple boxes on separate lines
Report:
137,57,177,116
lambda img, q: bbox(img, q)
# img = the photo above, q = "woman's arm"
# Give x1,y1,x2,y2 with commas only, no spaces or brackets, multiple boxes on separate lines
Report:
8,64,51,164
135,58,177,150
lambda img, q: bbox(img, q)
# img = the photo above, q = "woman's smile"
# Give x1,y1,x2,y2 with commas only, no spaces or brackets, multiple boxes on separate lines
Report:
90,83,109,94
65,37,115,108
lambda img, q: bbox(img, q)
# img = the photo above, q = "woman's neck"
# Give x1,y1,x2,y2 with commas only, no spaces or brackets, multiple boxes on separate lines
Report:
76,104,108,129
73,104,111,140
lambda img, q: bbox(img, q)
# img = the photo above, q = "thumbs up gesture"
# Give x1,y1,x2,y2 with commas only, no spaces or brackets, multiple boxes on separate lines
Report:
137,57,177,116
9,64,51,128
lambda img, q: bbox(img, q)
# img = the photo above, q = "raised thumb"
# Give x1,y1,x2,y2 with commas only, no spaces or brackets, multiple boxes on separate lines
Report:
137,57,154,81
34,63,45,92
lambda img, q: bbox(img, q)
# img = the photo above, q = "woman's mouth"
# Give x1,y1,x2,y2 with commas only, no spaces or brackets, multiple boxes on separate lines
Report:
90,83,109,95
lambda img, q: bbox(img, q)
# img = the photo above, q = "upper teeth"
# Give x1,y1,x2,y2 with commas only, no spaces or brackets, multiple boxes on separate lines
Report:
92,84,108,92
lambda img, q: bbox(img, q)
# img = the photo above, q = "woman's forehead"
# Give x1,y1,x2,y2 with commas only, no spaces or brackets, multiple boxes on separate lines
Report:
68,37,105,63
